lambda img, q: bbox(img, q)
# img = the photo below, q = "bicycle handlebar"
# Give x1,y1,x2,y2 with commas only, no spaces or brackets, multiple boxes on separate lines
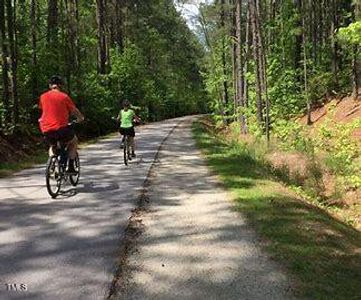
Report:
68,119,83,126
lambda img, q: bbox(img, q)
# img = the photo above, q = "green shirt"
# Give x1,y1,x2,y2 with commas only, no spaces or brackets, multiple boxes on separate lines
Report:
118,109,135,128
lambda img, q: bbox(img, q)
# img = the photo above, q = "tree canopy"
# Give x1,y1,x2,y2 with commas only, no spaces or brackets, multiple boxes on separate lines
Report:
0,0,208,136
193,0,360,134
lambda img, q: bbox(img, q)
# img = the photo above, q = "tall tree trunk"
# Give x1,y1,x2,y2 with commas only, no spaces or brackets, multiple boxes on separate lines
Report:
30,0,38,102
249,0,270,138
47,0,60,75
6,0,19,124
269,0,277,48
244,5,250,109
352,45,360,99
302,0,311,124
114,0,124,52
96,0,107,74
220,0,229,123
64,0,79,88
198,4,223,104
232,0,238,119
294,0,302,72
0,0,11,126
236,0,247,133
47,0,58,43
70,0,79,71
310,0,317,63
352,1,360,99
257,0,270,140
249,0,263,126
331,0,339,87
280,0,286,67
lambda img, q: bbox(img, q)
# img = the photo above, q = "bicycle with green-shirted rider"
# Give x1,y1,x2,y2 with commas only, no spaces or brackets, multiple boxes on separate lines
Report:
116,100,141,165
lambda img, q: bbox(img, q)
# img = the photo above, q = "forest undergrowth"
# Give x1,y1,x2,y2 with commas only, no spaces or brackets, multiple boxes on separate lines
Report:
214,95,361,230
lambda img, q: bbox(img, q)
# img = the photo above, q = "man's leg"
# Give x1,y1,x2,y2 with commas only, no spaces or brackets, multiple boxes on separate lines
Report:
44,133,57,157
66,136,78,172
48,145,56,157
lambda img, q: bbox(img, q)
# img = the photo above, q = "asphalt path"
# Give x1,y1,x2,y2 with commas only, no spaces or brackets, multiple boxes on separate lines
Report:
122,118,294,299
0,117,185,300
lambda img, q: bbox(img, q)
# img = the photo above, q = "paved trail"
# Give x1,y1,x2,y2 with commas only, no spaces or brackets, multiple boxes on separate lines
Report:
0,116,294,300
0,118,182,300
120,118,294,299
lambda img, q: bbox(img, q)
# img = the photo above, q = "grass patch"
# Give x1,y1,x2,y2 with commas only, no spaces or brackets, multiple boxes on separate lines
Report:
0,131,119,178
193,119,361,299
0,150,48,178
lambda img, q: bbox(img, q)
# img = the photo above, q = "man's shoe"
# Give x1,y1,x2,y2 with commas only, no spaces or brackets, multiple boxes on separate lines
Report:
131,152,136,158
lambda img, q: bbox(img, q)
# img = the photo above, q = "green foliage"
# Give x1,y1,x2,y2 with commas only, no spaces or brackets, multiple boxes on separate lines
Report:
268,59,302,117
199,0,357,135
109,44,162,120
316,118,361,176
338,21,361,45
308,70,335,102
272,111,361,198
272,119,310,152
81,72,115,136
0,1,207,137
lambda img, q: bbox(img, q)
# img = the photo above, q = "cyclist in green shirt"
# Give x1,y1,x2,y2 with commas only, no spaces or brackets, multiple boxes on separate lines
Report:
117,100,140,158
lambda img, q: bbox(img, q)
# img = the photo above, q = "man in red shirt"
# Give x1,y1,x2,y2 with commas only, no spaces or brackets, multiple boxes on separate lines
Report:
39,76,84,173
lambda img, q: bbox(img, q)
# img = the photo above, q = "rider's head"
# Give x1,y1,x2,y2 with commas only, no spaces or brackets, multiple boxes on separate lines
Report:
49,75,63,90
122,100,130,109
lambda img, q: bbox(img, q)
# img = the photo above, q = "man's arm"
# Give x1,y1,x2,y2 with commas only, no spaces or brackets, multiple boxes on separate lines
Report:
72,107,85,122
65,95,84,122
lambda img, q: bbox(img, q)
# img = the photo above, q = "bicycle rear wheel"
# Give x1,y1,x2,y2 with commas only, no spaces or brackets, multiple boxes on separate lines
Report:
46,156,61,198
69,153,80,186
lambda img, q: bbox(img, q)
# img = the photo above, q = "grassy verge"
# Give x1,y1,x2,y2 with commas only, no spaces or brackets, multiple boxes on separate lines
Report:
0,131,119,178
0,151,48,178
193,119,361,299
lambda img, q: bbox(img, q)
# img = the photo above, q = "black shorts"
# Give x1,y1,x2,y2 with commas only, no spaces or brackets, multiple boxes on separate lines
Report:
119,127,135,137
44,126,75,145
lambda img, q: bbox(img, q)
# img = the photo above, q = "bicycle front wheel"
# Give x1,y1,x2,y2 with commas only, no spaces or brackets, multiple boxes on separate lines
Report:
46,156,61,198
69,153,80,186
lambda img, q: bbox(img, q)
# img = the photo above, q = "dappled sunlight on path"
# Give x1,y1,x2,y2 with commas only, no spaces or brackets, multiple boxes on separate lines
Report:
0,118,186,300
124,120,294,299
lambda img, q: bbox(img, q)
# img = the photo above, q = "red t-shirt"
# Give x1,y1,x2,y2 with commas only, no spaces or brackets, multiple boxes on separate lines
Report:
39,90,76,133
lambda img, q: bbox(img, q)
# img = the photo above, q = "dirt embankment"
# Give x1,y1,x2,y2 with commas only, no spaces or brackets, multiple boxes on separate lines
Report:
219,94,361,228
267,94,361,228
0,133,44,164
299,94,361,138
